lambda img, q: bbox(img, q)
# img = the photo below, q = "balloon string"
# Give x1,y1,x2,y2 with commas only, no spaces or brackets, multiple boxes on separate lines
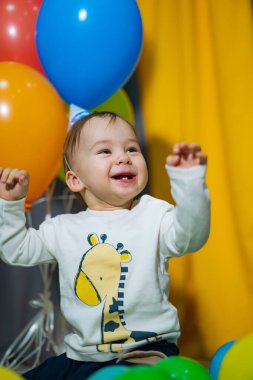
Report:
0,296,56,373
62,187,75,213
45,180,56,219
1,313,44,371
0,183,76,373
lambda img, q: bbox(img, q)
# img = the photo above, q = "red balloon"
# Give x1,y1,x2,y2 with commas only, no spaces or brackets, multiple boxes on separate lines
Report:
0,0,45,74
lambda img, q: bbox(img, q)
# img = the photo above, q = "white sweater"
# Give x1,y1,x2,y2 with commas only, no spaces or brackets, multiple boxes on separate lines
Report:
0,165,210,362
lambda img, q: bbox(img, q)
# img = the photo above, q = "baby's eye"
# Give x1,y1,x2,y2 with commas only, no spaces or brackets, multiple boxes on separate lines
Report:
127,146,139,153
97,149,111,155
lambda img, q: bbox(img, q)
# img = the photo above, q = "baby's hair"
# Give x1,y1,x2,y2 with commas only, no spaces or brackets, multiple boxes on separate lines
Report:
63,111,137,206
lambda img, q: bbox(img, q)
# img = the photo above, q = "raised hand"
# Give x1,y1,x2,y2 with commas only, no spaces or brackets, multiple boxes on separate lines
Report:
166,142,207,168
0,168,29,201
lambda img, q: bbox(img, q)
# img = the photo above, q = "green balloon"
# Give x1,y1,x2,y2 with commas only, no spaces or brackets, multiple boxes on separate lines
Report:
115,365,168,380
58,165,65,183
91,89,134,124
87,365,129,380
155,356,212,380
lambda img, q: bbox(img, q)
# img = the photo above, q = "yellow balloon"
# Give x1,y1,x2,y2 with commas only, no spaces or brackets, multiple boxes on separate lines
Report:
219,333,253,380
0,367,24,379
0,62,68,203
91,88,134,124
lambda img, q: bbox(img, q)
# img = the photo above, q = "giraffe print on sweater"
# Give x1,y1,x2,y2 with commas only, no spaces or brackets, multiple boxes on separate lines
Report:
74,233,161,353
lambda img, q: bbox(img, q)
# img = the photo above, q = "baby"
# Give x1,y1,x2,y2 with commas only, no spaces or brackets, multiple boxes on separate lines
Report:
0,112,210,379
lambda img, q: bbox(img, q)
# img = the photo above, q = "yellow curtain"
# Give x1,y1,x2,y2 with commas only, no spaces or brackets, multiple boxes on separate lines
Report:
137,0,253,359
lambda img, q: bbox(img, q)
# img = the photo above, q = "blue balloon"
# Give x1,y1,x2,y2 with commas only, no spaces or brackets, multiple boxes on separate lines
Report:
36,0,143,109
209,340,236,380
87,365,129,380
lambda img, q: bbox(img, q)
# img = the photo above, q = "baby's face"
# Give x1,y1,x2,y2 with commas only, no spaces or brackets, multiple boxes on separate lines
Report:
73,116,148,210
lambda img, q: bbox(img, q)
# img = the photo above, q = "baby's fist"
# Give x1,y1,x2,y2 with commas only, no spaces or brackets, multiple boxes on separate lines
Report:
0,168,29,201
166,142,207,168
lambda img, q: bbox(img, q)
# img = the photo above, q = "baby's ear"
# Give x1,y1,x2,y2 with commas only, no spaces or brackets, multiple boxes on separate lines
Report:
65,171,85,192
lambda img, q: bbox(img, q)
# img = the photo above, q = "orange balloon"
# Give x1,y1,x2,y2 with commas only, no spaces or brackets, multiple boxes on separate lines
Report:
0,62,68,202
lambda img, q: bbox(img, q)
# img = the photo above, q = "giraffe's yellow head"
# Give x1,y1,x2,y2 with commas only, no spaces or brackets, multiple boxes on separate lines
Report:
74,234,132,305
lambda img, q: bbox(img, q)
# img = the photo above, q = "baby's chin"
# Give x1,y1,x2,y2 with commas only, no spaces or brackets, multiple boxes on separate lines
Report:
109,192,141,209
84,195,135,211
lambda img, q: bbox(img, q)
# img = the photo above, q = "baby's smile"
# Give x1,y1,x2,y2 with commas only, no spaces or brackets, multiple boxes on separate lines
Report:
111,173,137,184
110,167,137,184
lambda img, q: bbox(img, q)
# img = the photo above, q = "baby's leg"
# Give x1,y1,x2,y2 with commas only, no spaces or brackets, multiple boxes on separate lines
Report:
23,353,114,380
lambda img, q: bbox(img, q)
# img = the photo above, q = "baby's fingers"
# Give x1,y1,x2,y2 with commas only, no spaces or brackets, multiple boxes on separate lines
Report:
173,142,189,155
0,168,29,187
6,168,20,185
166,155,180,167
18,170,30,186
173,143,201,156
189,144,201,156
195,152,207,165
0,168,12,183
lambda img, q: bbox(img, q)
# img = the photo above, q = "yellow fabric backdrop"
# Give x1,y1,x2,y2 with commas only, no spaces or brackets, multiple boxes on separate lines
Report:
137,0,253,359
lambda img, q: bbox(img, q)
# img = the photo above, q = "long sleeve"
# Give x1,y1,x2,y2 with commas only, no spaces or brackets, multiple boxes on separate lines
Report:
160,165,210,258
0,198,55,266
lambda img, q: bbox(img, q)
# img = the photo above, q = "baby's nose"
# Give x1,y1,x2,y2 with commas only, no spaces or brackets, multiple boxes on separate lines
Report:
116,153,131,165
